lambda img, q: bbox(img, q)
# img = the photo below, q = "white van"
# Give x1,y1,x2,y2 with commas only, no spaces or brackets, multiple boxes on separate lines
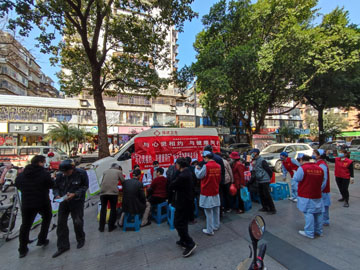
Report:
92,128,220,180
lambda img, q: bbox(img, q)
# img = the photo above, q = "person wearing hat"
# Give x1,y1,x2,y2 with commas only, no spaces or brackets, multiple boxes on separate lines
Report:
99,163,125,232
313,149,331,226
52,160,89,258
229,152,245,214
293,155,324,239
250,149,276,214
195,151,222,235
280,152,300,202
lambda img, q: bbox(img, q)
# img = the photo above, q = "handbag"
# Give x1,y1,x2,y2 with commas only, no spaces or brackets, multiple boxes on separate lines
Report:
229,183,237,196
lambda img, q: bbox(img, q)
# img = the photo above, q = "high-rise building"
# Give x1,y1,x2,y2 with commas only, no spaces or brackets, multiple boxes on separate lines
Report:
0,30,59,97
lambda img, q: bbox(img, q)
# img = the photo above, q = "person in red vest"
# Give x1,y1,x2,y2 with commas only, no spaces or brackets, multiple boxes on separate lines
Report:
195,151,221,236
280,152,300,202
229,152,245,214
293,155,325,239
312,149,331,226
326,150,354,207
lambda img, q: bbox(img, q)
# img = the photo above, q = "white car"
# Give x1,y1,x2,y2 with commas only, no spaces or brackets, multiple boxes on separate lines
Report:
260,143,313,173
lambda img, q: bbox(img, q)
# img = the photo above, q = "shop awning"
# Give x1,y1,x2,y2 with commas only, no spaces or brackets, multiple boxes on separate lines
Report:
340,131,360,137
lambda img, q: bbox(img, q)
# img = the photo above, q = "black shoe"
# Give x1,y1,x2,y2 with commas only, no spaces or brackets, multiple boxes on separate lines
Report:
343,202,349,208
338,198,345,202
52,248,70,258
141,220,151,227
77,240,85,249
99,228,104,232
36,239,49,247
19,249,29,258
109,226,117,232
176,240,186,249
267,210,277,215
183,244,197,258
258,208,268,212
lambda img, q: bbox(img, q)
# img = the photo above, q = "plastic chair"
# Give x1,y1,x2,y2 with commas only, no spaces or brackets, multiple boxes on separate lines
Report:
194,197,199,218
151,201,168,225
167,204,175,230
277,182,290,199
270,183,282,201
123,213,141,232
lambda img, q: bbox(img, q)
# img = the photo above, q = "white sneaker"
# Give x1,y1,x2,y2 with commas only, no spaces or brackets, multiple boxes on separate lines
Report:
202,229,214,236
288,197,294,201
298,230,314,239
293,198,298,202
213,227,220,231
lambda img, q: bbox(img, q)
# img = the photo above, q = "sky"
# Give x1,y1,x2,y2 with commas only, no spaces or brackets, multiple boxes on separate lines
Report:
11,0,360,90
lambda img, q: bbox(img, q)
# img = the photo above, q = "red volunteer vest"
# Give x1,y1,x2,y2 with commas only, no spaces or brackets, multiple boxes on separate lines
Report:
201,160,221,196
334,157,353,179
282,157,298,177
298,163,324,199
316,159,330,193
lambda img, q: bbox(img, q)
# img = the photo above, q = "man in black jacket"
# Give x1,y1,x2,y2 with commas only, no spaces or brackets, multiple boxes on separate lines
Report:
169,157,197,258
119,169,151,227
52,160,89,258
15,155,53,258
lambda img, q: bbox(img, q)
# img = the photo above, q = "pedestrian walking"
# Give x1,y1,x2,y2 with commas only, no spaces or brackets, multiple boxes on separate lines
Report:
280,152,300,202
313,149,331,226
229,152,245,214
52,160,89,258
99,163,125,232
250,149,276,214
195,151,221,236
293,155,324,239
169,158,197,258
15,155,53,258
326,150,354,207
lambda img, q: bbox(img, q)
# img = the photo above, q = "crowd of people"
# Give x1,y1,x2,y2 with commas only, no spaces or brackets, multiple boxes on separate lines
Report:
13,144,355,259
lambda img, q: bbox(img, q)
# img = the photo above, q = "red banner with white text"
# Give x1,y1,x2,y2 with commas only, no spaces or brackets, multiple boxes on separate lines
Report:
132,135,220,170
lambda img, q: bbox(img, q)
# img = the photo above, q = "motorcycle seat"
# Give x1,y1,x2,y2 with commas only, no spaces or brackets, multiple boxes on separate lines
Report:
0,204,13,211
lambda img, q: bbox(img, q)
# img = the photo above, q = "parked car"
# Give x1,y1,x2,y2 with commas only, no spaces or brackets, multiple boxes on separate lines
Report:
349,139,360,152
319,141,348,155
260,143,313,173
221,143,252,154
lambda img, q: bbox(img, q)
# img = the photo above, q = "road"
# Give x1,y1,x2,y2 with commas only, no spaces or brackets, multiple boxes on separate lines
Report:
0,167,359,270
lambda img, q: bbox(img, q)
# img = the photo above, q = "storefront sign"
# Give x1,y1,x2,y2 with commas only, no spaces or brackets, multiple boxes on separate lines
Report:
0,122,7,133
81,126,98,134
132,135,220,171
8,123,43,134
118,126,150,135
108,126,118,135
179,121,196,128
0,135,17,146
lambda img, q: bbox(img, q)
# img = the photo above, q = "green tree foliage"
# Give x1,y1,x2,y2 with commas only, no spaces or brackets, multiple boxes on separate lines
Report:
5,0,196,158
191,0,317,142
278,126,300,143
296,9,360,145
45,122,92,155
305,112,348,140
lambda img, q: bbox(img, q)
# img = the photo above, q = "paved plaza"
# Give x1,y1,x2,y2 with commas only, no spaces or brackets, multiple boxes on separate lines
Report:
0,167,359,270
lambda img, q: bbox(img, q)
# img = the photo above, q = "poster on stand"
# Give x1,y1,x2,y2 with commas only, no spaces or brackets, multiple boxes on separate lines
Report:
87,169,100,196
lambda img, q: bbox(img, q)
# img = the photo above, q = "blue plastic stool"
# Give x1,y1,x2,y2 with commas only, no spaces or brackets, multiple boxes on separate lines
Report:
194,197,199,218
244,200,252,212
167,204,175,230
277,182,290,199
152,201,168,225
270,183,282,201
123,213,141,232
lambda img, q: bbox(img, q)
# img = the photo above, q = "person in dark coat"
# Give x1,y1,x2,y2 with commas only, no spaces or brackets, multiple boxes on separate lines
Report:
169,157,197,258
15,155,53,258
52,160,89,258
119,169,151,227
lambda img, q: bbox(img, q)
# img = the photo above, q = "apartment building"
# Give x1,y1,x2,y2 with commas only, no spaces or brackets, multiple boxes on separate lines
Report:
0,30,59,97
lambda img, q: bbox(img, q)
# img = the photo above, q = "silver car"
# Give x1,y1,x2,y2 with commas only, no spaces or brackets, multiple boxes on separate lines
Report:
260,143,314,173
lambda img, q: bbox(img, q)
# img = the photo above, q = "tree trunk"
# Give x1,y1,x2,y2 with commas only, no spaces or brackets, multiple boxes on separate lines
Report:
318,107,325,146
92,70,110,159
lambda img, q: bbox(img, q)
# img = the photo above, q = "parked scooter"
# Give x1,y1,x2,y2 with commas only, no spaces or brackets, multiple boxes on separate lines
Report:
2,165,20,193
0,194,18,236
237,215,267,270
